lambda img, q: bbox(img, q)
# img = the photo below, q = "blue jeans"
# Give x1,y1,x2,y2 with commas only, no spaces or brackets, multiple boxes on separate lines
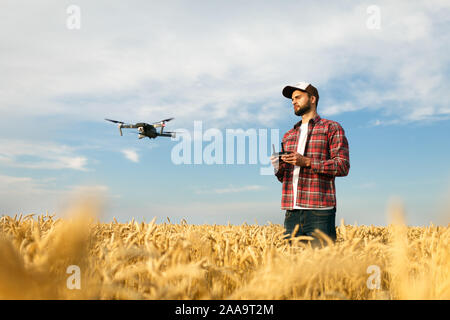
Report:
283,207,337,247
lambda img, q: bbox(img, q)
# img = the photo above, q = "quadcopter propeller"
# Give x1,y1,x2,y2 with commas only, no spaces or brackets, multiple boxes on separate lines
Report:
153,117,174,125
105,118,125,124
105,118,127,135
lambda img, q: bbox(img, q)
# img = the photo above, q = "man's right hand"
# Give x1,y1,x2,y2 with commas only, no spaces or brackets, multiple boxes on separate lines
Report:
270,155,280,173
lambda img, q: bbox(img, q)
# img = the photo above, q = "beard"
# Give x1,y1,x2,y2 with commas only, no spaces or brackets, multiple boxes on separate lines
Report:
294,99,312,116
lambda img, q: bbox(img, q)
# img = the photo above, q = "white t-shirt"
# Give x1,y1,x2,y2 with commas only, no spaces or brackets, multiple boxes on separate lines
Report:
292,122,334,210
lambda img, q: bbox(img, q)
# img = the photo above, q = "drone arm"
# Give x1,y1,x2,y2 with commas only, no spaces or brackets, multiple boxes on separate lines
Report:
120,124,137,128
116,124,138,136
159,132,176,138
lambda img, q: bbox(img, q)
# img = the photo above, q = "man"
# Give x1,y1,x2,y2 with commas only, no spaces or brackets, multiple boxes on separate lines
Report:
271,82,350,247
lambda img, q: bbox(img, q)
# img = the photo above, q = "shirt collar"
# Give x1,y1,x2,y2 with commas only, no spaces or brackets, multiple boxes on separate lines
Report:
293,114,321,129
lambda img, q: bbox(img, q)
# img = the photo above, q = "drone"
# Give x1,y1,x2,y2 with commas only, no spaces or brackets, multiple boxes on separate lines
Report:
105,118,176,139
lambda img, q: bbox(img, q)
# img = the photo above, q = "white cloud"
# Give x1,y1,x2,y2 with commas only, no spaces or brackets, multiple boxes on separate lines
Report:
0,173,114,216
370,119,382,127
0,0,448,128
322,103,362,116
121,149,139,163
0,139,89,171
0,175,42,194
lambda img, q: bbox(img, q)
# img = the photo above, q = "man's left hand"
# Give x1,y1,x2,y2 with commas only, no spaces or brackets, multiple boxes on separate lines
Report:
281,152,311,167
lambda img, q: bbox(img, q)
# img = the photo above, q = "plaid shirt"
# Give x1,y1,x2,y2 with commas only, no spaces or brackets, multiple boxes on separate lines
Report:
275,114,350,210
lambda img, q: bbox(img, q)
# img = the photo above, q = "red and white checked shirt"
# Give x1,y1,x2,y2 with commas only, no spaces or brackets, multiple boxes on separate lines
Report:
275,114,350,210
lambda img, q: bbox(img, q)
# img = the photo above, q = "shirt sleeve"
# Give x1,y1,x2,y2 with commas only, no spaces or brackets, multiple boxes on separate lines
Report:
310,122,350,177
275,161,287,182
274,132,290,182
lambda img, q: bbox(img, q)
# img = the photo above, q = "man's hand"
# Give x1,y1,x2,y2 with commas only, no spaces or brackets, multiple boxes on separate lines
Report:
281,152,311,167
270,155,280,171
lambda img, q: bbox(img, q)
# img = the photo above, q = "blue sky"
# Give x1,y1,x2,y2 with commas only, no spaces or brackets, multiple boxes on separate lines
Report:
1,0,449,226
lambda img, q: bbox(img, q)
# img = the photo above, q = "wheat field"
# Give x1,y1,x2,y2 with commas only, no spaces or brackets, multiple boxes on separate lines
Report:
0,199,448,300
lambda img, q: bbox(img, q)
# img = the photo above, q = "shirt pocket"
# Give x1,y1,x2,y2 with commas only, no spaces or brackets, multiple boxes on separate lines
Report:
282,136,298,153
307,131,329,158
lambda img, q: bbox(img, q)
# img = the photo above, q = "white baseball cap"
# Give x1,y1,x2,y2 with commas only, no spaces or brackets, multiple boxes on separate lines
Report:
282,82,319,104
